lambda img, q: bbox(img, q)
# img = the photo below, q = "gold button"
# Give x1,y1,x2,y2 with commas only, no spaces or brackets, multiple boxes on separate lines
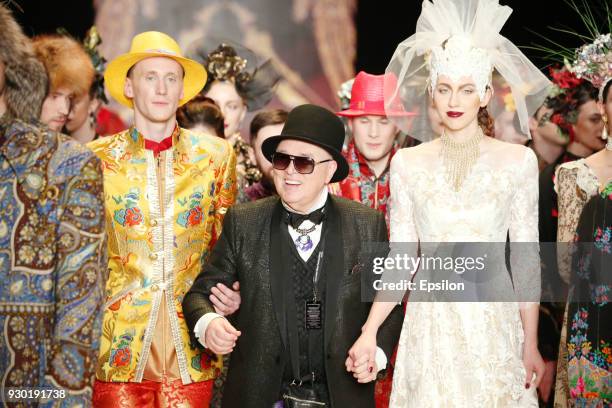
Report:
151,284,159,292
149,253,158,260
150,219,158,227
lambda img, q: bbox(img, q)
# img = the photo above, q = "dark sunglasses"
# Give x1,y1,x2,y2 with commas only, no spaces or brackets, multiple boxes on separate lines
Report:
271,152,333,174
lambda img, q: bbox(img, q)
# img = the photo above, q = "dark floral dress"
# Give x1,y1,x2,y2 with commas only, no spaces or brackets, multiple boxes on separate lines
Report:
565,182,612,407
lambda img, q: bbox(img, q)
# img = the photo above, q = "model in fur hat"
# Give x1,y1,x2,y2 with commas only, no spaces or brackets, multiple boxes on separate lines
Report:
0,4,106,406
33,33,96,131
65,26,123,144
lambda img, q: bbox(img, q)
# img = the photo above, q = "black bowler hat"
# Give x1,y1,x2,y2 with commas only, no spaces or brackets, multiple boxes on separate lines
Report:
261,104,349,183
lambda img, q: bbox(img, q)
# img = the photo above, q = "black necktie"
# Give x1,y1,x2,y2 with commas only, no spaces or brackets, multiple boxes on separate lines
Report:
285,207,326,229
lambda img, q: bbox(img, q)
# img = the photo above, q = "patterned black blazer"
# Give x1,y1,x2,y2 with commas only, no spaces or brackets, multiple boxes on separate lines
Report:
183,195,403,408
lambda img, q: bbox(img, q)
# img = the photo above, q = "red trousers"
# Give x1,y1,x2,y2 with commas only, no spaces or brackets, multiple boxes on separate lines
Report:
93,378,213,408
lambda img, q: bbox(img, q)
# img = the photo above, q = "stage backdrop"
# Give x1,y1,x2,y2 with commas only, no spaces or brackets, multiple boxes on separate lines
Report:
95,0,356,123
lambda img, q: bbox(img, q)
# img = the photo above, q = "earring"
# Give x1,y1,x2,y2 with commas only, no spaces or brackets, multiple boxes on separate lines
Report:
89,111,96,129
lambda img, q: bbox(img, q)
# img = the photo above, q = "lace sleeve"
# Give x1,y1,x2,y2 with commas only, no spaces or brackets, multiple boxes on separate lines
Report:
389,151,418,243
509,148,540,304
509,149,539,242
555,166,581,284
380,151,419,302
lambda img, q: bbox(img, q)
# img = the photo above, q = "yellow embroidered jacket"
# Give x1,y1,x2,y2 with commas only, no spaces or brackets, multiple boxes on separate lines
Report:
89,127,236,384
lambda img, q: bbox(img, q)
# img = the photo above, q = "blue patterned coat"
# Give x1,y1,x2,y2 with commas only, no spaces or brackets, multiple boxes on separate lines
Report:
0,117,106,406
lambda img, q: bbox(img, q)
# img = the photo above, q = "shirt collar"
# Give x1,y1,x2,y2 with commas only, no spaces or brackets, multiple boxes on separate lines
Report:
144,133,174,156
131,123,180,156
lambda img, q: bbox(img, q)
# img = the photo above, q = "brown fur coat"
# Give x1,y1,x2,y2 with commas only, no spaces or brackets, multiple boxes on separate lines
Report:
0,4,48,121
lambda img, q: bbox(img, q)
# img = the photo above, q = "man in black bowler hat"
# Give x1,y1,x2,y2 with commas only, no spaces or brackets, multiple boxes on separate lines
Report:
182,104,402,407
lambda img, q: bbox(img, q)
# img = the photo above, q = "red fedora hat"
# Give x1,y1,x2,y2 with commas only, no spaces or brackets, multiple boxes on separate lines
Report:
337,71,415,117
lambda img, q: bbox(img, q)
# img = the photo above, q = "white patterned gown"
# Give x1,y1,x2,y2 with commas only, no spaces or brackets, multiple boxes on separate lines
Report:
388,139,540,408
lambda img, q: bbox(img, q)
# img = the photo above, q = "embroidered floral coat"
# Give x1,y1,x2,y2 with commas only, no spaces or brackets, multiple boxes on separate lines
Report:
0,117,106,406
88,127,236,384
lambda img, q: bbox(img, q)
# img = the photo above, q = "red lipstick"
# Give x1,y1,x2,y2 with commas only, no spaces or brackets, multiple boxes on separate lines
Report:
446,111,464,118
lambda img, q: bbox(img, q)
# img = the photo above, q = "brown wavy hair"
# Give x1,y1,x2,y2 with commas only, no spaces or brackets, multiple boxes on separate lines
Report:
478,107,495,137
177,94,224,137
250,109,288,141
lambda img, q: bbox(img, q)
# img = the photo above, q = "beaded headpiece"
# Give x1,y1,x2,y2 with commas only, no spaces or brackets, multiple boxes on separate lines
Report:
428,35,493,101
198,42,280,111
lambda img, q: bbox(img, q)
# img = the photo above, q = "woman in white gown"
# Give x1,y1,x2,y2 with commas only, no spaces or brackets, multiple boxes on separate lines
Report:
346,1,553,406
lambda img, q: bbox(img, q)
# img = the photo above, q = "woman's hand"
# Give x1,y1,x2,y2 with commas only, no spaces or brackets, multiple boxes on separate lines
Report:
346,329,378,383
523,342,545,390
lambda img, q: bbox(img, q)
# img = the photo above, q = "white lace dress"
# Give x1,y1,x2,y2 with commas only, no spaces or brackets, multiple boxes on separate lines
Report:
388,139,539,408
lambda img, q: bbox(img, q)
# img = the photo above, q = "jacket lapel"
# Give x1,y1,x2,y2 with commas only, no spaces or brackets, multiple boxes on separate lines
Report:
324,197,345,347
269,200,288,348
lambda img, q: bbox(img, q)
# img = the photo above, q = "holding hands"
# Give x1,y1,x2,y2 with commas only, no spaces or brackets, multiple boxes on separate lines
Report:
346,329,378,383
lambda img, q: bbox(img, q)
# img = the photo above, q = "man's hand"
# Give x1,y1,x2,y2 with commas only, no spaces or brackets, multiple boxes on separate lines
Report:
211,281,241,316
203,317,241,355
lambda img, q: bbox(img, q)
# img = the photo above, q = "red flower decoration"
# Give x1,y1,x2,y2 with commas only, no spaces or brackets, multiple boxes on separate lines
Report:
550,113,574,142
551,113,564,127
124,207,143,226
200,350,213,370
186,206,203,227
111,348,131,367
550,67,584,89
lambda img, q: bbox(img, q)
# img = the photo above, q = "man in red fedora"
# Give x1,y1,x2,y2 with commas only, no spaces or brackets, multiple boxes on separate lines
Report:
331,71,414,408
331,71,415,219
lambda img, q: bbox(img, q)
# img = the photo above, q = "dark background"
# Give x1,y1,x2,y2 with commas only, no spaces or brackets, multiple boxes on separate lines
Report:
354,0,611,73
7,0,610,74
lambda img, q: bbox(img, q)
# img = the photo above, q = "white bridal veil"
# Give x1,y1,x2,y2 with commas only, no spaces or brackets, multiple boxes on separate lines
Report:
384,0,551,142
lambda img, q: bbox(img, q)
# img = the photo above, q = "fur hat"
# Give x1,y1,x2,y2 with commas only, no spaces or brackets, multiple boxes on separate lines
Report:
32,34,95,100
0,4,48,121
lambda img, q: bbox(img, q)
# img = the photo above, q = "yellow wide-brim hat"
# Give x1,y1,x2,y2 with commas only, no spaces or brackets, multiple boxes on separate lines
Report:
104,31,206,108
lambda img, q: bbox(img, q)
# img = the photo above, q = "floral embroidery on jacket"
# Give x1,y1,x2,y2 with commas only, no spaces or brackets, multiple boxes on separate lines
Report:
177,189,205,228
110,331,135,368
113,188,144,227
88,127,236,384
594,226,611,253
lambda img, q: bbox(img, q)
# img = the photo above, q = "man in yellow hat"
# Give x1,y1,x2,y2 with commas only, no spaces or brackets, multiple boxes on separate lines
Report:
88,31,238,407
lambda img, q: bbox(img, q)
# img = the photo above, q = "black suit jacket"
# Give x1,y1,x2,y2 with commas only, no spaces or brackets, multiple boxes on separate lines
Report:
183,195,403,408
